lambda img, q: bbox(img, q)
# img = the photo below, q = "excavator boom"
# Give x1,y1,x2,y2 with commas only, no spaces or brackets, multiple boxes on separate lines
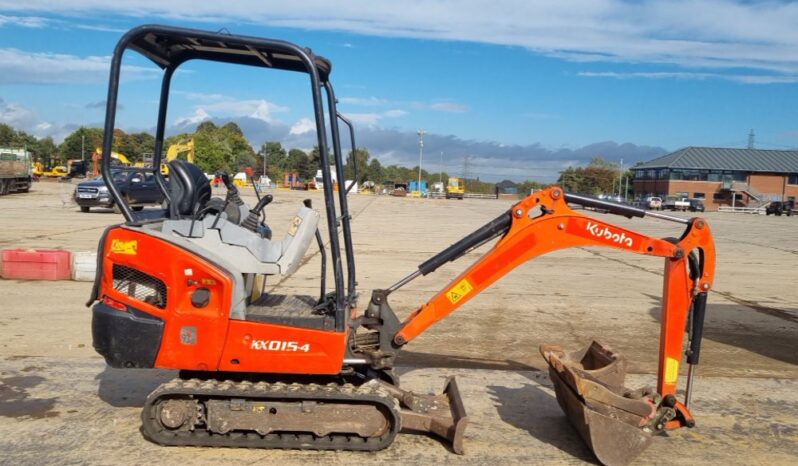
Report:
354,186,715,465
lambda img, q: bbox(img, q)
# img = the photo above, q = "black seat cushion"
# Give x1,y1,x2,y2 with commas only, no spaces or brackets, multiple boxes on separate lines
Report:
168,160,211,218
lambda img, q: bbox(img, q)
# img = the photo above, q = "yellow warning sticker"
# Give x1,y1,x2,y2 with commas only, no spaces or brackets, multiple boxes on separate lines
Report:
446,279,473,304
665,357,680,385
287,216,302,236
110,239,137,255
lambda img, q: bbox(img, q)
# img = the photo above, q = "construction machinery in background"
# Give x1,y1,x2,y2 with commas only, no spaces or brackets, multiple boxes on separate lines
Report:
446,177,465,199
89,25,717,466
160,139,195,176
91,148,131,176
0,148,33,195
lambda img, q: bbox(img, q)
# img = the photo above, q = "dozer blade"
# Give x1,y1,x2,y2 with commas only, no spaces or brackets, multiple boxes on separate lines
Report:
379,376,469,454
540,341,658,466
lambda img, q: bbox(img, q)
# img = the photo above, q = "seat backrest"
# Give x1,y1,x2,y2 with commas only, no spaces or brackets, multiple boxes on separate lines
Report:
169,160,211,218
277,206,320,276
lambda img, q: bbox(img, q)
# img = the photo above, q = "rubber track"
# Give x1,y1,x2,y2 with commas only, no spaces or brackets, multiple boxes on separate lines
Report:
141,377,401,451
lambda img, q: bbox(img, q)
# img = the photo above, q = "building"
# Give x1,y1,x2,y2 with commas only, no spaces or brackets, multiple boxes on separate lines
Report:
633,147,798,209
495,179,518,200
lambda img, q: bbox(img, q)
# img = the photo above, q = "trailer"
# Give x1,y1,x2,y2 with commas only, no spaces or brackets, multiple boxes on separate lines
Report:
0,148,33,195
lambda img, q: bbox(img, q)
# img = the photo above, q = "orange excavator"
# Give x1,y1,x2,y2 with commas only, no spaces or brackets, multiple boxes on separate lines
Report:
89,25,715,466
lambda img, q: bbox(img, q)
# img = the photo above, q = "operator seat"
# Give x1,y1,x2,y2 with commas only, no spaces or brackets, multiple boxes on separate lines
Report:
168,160,211,218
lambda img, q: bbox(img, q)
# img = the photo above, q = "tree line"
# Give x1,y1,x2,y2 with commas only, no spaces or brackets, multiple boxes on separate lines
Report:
1,122,630,197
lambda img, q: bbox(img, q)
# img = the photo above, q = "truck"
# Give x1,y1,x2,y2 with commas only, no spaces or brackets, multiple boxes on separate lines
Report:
0,148,33,195
663,196,690,211
446,177,465,199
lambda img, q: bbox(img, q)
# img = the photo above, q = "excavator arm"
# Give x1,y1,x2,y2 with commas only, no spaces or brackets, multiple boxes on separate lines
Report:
394,187,715,397
355,186,715,464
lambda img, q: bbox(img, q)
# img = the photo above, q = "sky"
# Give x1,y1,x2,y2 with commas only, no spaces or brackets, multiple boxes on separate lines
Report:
1,1,797,182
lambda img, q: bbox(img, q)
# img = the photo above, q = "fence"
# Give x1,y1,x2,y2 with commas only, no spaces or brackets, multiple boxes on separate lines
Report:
717,206,765,214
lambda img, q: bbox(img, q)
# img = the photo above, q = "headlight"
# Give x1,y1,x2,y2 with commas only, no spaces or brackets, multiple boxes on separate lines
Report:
98,185,109,192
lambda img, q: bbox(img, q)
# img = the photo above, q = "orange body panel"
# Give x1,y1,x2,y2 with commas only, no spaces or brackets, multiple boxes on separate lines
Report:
218,320,347,374
100,226,347,373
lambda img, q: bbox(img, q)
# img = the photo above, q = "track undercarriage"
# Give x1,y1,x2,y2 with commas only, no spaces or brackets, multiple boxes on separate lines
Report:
142,375,467,453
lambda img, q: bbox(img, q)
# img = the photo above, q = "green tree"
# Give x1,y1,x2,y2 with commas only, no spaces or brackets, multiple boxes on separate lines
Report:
557,156,621,194
367,158,385,183
258,141,287,181
59,127,104,162
345,148,370,183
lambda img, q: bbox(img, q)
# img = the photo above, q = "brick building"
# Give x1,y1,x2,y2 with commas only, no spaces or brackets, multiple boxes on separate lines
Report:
633,147,798,210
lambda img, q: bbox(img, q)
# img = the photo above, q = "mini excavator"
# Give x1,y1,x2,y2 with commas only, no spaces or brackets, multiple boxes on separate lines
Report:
89,25,716,466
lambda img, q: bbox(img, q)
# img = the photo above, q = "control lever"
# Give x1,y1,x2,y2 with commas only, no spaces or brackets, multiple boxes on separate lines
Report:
241,194,273,235
219,172,245,206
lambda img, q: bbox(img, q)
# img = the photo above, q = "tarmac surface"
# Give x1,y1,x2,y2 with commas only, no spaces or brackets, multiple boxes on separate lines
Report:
1,179,797,465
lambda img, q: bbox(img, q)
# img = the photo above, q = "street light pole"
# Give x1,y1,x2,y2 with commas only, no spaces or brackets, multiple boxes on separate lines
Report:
417,129,425,194
439,151,443,185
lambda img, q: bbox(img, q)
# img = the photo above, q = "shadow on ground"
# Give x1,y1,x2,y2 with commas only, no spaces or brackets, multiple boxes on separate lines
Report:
95,366,176,407
644,293,798,366
487,378,598,464
397,350,542,371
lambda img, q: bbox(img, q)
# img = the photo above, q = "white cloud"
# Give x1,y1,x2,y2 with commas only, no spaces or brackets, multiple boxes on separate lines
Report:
173,90,227,101
0,98,77,141
75,23,128,33
0,14,49,28
426,102,469,113
4,1,798,79
174,97,288,127
289,117,315,135
174,108,210,127
338,96,389,107
0,48,159,85
578,71,798,84
342,109,407,127
341,96,469,114
0,98,36,128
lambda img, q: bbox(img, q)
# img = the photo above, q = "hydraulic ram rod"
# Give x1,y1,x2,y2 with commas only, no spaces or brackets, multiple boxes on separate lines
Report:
386,210,512,293
564,193,689,224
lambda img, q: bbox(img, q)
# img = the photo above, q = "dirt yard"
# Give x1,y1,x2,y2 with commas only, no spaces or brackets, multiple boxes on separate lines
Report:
1,179,796,465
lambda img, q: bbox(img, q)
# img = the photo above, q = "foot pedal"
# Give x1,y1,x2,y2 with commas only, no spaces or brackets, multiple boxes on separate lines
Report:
540,341,659,466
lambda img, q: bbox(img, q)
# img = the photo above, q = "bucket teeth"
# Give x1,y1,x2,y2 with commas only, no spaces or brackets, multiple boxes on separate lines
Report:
540,341,657,466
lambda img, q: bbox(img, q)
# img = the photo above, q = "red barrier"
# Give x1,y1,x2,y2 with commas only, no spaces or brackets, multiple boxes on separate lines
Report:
1,249,72,280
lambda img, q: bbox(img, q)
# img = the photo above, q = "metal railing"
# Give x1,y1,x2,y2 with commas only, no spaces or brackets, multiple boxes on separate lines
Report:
717,206,766,214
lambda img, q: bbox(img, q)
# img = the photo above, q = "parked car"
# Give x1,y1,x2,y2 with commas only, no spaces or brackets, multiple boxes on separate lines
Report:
74,169,164,213
765,200,795,216
687,199,705,212
663,197,690,211
641,196,662,210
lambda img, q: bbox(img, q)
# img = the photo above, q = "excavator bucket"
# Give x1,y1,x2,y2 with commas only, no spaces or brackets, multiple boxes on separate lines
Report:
379,376,469,454
540,341,658,466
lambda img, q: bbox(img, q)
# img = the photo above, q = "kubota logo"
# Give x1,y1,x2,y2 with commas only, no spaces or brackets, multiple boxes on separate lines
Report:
585,221,634,247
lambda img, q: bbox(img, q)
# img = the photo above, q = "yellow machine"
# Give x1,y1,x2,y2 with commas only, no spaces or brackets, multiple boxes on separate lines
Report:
446,177,465,199
161,139,194,176
92,148,132,176
33,161,45,177
43,165,69,178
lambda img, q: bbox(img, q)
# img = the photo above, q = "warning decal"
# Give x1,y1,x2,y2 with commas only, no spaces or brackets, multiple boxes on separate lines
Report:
110,239,137,255
446,278,473,304
665,357,680,385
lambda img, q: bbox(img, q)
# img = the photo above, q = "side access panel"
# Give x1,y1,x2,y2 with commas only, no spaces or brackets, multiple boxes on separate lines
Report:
218,320,347,374
98,226,234,371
